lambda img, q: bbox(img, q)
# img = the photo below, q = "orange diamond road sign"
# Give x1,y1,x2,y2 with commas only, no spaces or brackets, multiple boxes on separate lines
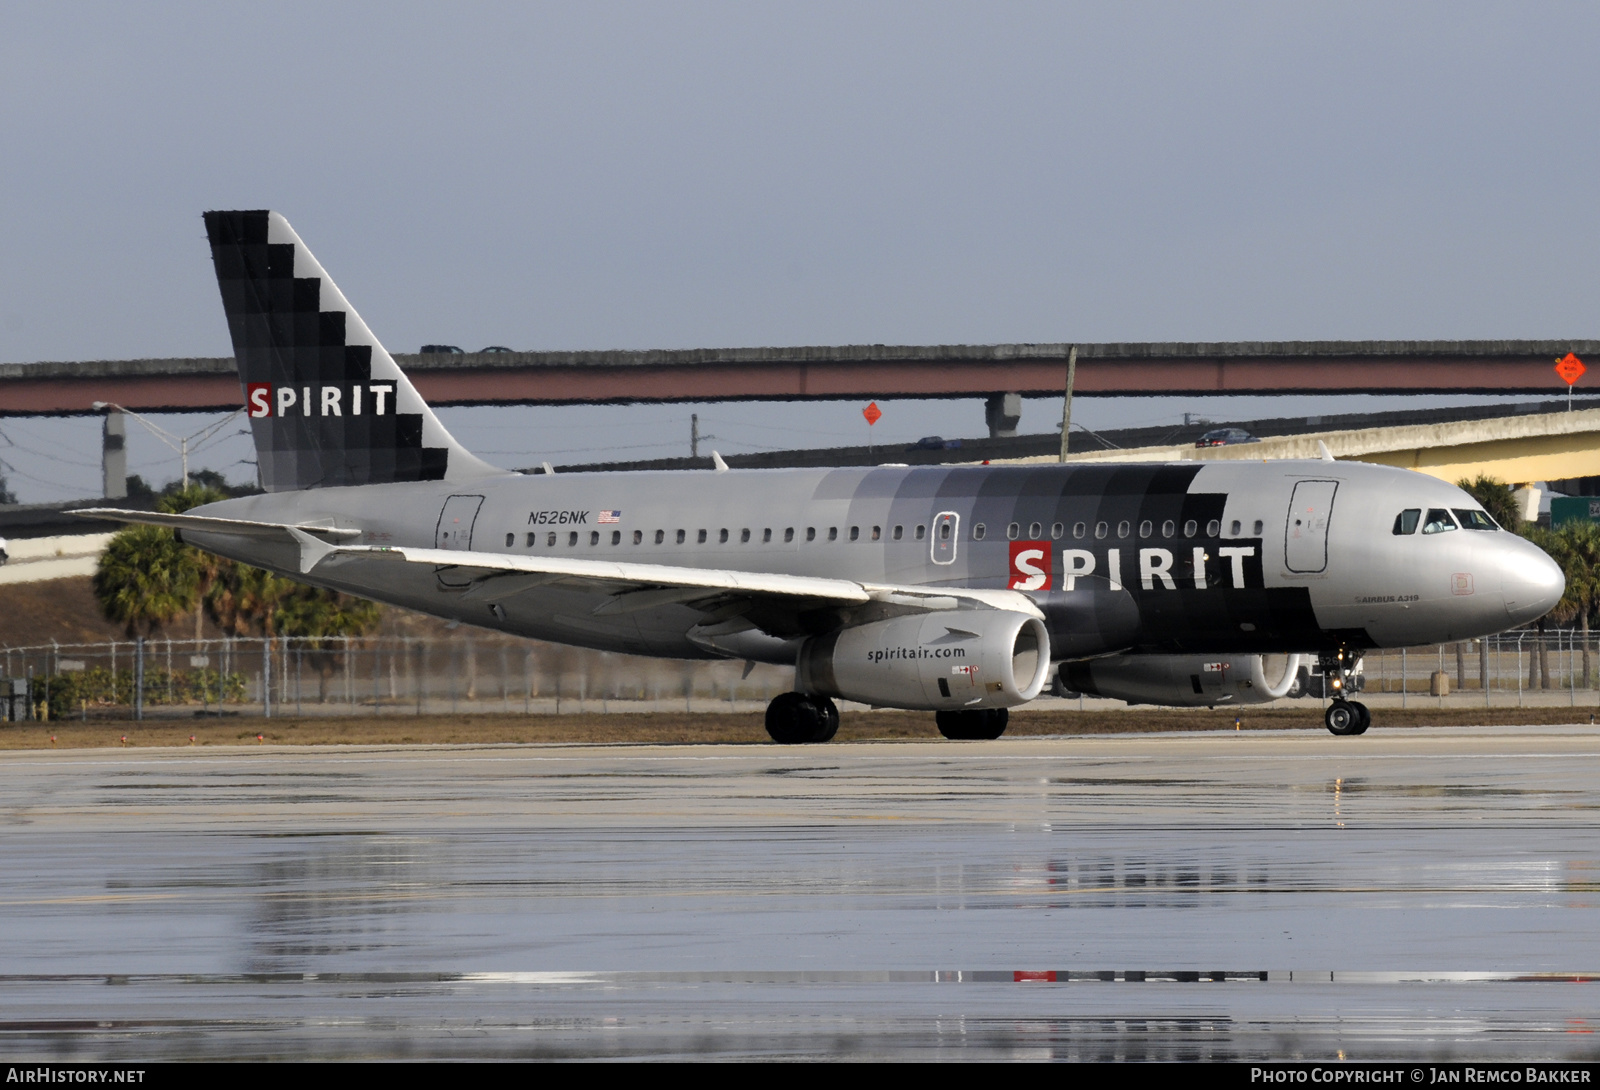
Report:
862,402,882,426
1556,353,1587,385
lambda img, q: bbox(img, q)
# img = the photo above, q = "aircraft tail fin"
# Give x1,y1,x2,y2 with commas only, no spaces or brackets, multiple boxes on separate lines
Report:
202,210,500,493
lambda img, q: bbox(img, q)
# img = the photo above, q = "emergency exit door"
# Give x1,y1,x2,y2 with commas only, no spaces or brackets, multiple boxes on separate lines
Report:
931,511,959,565
1285,480,1338,573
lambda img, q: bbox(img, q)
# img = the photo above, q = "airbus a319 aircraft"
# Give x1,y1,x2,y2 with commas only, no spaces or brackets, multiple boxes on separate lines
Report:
84,211,1566,742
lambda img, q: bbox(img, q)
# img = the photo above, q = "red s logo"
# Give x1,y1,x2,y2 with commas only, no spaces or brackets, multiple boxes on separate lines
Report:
1009,540,1052,591
246,383,273,418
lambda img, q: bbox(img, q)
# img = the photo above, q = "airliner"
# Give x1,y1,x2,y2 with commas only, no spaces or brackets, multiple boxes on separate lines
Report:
83,211,1565,742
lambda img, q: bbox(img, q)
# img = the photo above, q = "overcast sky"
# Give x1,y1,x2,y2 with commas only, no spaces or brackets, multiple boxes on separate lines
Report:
3,3,1598,500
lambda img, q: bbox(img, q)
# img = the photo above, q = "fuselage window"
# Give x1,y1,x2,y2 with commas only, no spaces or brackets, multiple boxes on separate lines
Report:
828,527,838,541
547,532,556,547
634,530,644,545
1007,522,1020,540
505,533,514,548
939,522,951,540
892,525,903,540
1183,520,1197,537
1161,520,1175,538
654,529,664,544
526,532,536,548
1138,520,1153,539
568,531,578,547
1073,522,1087,539
1051,522,1063,540
1228,520,1241,536
677,529,686,544
1117,521,1131,539
1393,509,1421,535
916,525,926,540
762,528,771,543
612,531,622,545
719,529,729,543
1252,520,1264,535
1028,521,1041,538
871,525,881,541
806,527,816,541
785,528,795,542
1454,508,1498,531
1094,522,1107,540
1206,519,1221,537
741,528,751,543
590,531,600,546
974,523,987,540
1422,509,1458,534
698,529,708,544
850,526,860,541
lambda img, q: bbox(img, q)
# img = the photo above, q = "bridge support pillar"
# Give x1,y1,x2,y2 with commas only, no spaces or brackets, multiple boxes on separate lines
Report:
985,392,1022,438
102,410,127,500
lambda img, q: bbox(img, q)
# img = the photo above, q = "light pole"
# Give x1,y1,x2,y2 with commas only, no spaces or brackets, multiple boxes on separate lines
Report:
91,402,242,490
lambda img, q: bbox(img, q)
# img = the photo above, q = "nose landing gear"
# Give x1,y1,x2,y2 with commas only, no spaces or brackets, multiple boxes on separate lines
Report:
1324,699,1370,736
1319,649,1370,736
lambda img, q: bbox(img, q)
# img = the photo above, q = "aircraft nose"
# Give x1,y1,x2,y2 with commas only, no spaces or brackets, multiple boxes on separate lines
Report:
1501,537,1565,627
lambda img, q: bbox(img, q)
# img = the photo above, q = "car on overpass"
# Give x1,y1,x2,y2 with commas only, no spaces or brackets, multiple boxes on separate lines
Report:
1196,427,1260,448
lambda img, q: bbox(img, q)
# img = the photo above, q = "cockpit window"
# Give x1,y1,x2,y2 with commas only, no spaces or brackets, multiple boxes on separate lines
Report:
1453,508,1498,531
1421,508,1458,534
1393,509,1421,535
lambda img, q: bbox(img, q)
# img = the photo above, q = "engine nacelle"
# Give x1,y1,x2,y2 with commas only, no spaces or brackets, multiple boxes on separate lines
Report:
1060,653,1303,708
798,610,1052,711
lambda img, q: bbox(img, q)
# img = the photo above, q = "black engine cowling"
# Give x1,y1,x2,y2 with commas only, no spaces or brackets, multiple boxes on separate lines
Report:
1060,653,1303,707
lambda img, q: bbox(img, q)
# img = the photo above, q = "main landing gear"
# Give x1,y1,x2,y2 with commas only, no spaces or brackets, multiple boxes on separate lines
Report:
764,692,840,744
1320,648,1370,736
935,708,1009,740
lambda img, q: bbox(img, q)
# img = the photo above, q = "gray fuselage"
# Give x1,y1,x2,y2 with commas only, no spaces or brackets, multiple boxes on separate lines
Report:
184,458,1564,665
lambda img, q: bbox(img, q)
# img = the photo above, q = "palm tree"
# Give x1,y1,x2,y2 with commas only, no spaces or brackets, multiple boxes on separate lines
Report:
277,586,383,701
93,525,200,637
1541,521,1600,687
158,484,229,642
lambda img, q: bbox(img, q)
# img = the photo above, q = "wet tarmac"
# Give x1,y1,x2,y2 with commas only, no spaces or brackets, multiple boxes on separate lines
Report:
2,727,1599,1060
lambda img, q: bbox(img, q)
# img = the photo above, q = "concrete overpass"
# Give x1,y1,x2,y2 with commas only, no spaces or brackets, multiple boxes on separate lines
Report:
3,340,1597,425
1003,406,1600,493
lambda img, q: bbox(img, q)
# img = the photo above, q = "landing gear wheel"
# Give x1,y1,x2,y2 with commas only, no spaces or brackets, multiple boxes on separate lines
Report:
1325,699,1362,736
936,708,1010,740
765,692,830,744
814,698,840,743
1349,701,1371,735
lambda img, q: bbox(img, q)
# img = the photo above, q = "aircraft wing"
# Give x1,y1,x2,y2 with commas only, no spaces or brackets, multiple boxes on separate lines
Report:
349,544,1041,618
77,508,1041,625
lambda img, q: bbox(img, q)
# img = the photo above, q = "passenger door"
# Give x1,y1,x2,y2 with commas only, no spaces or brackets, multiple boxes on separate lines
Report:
1285,480,1338,573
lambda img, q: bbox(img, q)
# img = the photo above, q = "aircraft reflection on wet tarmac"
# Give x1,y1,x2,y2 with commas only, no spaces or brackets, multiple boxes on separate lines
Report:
0,728,1598,1061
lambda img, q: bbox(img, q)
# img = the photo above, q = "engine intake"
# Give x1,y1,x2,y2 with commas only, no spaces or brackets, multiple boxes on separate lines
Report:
798,610,1051,711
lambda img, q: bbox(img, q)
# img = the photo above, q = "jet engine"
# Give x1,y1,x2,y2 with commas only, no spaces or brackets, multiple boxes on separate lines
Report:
797,610,1051,711
1060,653,1303,708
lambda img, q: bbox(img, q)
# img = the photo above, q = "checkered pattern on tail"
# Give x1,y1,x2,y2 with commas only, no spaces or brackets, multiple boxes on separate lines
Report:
203,210,496,492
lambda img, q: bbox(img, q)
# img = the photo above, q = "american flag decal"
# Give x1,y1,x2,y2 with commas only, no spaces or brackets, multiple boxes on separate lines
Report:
598,510,621,524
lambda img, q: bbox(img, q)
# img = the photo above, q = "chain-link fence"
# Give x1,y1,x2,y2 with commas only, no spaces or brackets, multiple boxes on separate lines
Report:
1,630,1595,721
0,636,798,721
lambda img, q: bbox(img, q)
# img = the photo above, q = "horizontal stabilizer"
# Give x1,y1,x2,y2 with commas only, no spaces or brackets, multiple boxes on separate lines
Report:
74,508,357,574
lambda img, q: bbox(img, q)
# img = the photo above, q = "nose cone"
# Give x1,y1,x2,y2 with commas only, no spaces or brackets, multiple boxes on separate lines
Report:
1502,538,1565,626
